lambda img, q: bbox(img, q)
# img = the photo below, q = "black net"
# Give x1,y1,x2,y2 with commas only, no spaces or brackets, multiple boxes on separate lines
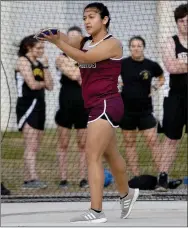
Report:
1,1,187,202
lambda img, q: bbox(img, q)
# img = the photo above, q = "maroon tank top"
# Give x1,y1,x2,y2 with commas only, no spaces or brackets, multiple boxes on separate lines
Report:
79,34,122,108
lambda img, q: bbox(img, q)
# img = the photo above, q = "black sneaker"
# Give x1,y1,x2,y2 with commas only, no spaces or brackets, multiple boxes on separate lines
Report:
155,172,168,192
1,183,11,195
59,180,69,189
79,179,89,188
168,179,182,189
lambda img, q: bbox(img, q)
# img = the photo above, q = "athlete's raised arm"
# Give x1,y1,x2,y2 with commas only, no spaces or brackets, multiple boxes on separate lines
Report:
41,33,122,64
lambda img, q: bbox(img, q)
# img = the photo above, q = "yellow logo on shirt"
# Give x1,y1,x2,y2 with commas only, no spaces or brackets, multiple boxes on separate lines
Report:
139,70,150,80
33,68,44,78
143,72,149,80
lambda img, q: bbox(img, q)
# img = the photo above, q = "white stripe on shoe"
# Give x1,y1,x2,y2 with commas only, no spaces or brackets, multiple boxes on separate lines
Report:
87,214,93,220
70,209,107,223
90,213,96,219
122,188,139,219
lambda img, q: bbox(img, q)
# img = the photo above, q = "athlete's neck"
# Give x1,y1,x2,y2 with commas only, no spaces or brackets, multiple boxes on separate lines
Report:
178,33,188,48
91,31,108,44
131,56,144,62
26,53,37,63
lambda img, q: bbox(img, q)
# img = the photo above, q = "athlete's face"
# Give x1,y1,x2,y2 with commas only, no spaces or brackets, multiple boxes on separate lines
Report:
130,39,144,60
67,30,82,48
177,15,188,36
29,42,45,58
67,30,82,38
83,8,108,35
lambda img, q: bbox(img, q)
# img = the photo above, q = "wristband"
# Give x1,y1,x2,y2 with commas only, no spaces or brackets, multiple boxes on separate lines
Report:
43,66,49,69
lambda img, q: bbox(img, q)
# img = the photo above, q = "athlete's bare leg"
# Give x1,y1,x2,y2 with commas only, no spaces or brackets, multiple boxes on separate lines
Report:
77,129,87,180
23,123,43,181
57,126,71,180
86,119,128,210
122,130,139,176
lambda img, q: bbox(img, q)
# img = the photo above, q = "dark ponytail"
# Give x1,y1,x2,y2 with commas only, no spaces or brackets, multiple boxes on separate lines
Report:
80,36,92,49
17,35,38,57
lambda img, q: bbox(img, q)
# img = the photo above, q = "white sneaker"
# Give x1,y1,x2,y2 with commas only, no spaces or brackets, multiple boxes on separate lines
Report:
120,188,139,219
70,209,107,223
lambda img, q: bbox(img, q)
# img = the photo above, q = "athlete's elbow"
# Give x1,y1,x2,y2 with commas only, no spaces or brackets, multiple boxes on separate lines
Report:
46,86,53,91
29,83,38,90
166,66,182,74
164,64,176,74
165,60,186,74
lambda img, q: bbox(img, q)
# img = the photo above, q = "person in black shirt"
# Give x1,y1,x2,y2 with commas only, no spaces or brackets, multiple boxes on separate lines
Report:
15,35,53,189
120,36,165,178
55,26,88,188
157,4,188,191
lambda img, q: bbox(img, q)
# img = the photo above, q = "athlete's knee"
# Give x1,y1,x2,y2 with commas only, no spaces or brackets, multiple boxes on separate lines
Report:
86,148,102,164
146,135,158,147
125,137,136,147
77,130,87,150
77,139,86,151
25,140,39,152
24,149,36,160
58,139,69,151
103,152,111,162
164,137,179,147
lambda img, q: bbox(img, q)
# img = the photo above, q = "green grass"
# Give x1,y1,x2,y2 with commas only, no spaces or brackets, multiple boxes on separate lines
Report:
1,129,187,195
2,131,22,139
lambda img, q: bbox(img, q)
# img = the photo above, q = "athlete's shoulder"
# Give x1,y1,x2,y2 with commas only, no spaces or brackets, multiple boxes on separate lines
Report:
105,36,122,48
171,35,184,47
80,36,92,49
165,35,176,41
122,56,131,63
164,36,176,47
143,58,155,65
144,58,161,68
18,56,29,62
56,52,67,63
17,56,31,68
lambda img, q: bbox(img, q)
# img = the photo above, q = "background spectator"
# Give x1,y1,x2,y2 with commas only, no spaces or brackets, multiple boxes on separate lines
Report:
120,36,165,178
15,35,53,189
55,26,88,189
157,3,187,191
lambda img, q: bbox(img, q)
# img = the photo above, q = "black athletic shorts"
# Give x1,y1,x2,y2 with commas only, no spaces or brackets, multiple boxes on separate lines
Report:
158,95,187,140
120,111,156,131
16,97,45,131
55,98,88,129
119,96,156,130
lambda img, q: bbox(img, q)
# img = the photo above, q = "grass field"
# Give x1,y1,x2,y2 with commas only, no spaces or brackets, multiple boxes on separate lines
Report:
1,129,187,196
